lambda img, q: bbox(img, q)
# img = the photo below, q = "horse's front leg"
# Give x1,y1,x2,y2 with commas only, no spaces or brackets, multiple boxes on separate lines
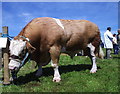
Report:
51,63,61,82
49,46,61,82
10,69,19,83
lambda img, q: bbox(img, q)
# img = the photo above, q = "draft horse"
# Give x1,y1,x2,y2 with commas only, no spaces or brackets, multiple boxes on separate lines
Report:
9,17,102,82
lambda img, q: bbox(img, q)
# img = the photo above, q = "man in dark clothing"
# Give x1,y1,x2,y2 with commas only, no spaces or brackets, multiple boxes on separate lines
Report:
117,29,120,53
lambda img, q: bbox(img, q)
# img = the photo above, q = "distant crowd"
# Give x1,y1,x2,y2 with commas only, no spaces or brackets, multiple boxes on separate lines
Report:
103,27,120,59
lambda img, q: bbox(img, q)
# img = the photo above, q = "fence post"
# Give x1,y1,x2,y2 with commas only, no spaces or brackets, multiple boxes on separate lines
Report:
2,26,10,85
2,26,8,37
3,40,10,85
0,33,2,89
0,48,2,70
0,33,2,37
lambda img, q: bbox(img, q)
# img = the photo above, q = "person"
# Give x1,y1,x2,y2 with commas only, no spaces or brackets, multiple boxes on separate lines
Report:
117,29,120,53
113,34,118,54
104,27,114,59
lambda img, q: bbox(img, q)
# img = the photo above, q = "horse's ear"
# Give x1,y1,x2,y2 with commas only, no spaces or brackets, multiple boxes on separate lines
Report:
26,42,36,53
14,36,19,40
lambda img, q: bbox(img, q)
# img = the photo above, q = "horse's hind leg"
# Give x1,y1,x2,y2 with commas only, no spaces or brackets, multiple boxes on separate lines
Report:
87,43,97,73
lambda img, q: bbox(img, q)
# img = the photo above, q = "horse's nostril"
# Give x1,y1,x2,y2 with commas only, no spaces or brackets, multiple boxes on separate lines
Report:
9,66,15,70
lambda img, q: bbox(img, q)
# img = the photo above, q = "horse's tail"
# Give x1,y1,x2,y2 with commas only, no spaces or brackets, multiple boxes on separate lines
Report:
98,45,104,59
91,28,104,59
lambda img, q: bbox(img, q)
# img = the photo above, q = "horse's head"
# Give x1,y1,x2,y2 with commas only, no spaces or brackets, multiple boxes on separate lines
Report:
9,36,35,72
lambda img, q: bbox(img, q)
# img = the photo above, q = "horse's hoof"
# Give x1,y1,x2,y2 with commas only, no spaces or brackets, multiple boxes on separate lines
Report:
53,77,61,82
90,69,97,73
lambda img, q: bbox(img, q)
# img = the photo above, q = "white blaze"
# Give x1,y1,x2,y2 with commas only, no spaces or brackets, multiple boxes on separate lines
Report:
10,39,26,56
9,39,26,69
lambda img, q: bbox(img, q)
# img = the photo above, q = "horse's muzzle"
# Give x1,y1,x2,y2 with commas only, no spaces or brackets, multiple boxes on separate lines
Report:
8,60,21,71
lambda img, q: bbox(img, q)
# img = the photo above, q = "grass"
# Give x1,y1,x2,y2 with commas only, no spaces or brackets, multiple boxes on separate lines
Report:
1,50,120,92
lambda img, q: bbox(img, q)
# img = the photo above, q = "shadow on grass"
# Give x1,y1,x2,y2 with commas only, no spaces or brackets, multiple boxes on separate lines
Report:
13,64,101,85
113,56,120,59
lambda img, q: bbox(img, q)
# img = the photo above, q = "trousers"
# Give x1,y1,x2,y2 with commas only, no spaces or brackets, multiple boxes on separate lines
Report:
106,48,112,59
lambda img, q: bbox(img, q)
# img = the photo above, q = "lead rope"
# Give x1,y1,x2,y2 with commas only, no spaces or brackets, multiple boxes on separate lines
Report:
20,52,29,68
19,36,31,67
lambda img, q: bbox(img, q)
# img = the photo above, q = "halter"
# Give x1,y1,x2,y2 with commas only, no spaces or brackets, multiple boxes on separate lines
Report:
19,36,30,42
10,36,31,68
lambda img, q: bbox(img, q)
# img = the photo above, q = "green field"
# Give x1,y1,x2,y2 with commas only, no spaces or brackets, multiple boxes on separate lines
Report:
1,51,120,92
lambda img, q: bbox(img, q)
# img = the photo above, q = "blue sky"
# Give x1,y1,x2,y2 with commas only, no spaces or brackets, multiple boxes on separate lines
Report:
1,2,118,41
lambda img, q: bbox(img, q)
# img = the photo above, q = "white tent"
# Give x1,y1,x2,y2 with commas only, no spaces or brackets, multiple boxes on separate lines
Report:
0,37,8,48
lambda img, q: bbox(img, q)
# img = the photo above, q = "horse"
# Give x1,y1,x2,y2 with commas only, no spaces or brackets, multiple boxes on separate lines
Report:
9,17,103,82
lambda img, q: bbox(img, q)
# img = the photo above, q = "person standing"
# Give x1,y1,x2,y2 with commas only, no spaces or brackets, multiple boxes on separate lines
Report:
104,27,114,59
117,29,120,53
113,34,118,54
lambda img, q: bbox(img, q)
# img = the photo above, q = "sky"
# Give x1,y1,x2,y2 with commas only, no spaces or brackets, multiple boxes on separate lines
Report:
1,1,119,41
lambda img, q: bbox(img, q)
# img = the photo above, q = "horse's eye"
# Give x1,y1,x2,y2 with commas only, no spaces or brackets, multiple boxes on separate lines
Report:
19,48,27,60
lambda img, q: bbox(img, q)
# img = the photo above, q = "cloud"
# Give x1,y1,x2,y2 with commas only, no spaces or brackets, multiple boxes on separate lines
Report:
18,12,34,23
20,12,31,16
